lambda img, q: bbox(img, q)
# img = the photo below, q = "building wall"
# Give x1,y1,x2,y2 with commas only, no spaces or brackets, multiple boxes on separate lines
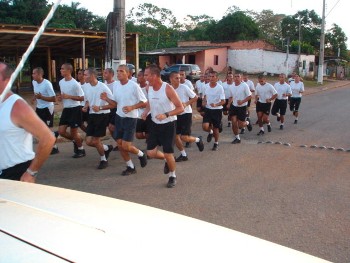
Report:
228,49,315,77
203,48,227,72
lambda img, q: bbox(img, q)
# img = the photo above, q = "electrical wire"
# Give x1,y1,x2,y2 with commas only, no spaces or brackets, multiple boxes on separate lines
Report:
0,0,62,103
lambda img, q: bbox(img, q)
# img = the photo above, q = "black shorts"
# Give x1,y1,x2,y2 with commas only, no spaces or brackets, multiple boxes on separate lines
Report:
36,107,54,127
136,115,151,134
114,115,137,142
109,108,117,125
223,99,229,114
59,106,82,128
81,106,89,122
176,113,192,135
0,160,32,181
86,114,109,137
229,105,247,122
203,108,222,128
290,97,302,112
196,98,205,113
271,99,288,116
247,99,252,108
256,101,272,115
147,120,176,154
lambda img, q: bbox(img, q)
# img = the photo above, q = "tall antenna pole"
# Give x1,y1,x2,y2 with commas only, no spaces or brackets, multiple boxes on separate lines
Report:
317,0,326,84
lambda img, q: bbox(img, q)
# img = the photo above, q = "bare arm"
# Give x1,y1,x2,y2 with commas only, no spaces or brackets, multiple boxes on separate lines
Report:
165,84,184,116
11,100,55,183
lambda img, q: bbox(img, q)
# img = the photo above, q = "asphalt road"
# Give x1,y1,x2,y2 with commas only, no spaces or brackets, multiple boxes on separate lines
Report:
37,85,350,263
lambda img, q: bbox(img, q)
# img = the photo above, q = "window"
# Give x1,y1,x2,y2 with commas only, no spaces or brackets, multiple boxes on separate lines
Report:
309,62,314,72
303,60,306,70
214,55,219,66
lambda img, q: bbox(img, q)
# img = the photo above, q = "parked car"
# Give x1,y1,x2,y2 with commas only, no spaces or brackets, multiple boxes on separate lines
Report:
0,179,330,263
161,64,201,82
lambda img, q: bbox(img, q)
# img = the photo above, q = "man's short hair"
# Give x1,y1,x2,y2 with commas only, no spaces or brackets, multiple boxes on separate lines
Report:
62,63,73,73
0,62,14,80
105,68,114,75
146,64,161,77
169,71,179,79
33,67,44,76
86,67,98,77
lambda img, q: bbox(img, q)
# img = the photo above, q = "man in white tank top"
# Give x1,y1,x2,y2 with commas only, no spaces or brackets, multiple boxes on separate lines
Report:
142,65,184,188
0,62,55,182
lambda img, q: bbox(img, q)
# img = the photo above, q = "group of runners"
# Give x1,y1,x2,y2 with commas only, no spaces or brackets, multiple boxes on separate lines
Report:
0,61,305,188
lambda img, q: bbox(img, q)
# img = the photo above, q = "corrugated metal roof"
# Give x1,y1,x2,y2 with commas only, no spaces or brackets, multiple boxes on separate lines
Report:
140,46,224,55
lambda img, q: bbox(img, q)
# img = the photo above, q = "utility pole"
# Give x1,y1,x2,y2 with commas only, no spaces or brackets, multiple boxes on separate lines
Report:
105,0,126,72
317,0,326,84
298,16,301,74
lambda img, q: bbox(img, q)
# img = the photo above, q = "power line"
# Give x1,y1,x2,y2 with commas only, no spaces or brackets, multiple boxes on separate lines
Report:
326,0,341,18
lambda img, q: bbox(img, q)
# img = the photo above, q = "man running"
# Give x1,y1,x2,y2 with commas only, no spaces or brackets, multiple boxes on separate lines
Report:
255,75,277,135
142,65,184,188
271,73,292,130
169,72,204,162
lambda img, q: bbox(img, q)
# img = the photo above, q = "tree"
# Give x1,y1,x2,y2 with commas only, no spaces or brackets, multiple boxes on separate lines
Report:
326,23,348,59
249,9,285,48
126,3,180,51
206,11,259,42
181,15,214,41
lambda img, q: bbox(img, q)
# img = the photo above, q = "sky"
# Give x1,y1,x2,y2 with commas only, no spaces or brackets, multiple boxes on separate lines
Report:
57,0,349,47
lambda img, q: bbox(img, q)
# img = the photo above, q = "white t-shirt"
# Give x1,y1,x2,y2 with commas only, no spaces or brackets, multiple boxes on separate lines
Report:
32,79,55,109
80,82,90,106
59,78,84,108
228,82,252,107
290,81,304,98
255,82,277,103
222,82,234,100
138,86,148,118
174,84,197,114
182,79,194,91
204,83,225,110
195,80,206,97
84,82,114,114
244,79,255,92
112,80,147,118
104,80,116,93
274,82,292,100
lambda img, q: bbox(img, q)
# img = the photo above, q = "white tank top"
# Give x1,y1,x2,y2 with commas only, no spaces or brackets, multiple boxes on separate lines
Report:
0,94,35,171
148,82,176,124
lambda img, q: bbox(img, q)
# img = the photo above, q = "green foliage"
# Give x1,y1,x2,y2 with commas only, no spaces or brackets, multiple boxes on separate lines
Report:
290,40,315,54
206,11,259,42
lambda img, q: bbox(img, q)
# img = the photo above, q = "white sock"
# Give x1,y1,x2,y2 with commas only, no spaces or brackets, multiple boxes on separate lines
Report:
260,127,264,131
180,150,187,156
195,137,200,143
209,129,213,134
103,144,108,151
236,135,240,140
126,160,134,168
101,156,107,161
169,171,176,178
137,150,144,157
78,146,84,150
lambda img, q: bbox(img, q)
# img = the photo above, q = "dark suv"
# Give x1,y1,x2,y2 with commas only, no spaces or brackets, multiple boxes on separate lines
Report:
161,64,201,82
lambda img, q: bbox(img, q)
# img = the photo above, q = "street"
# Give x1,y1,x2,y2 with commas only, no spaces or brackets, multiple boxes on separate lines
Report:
37,85,350,263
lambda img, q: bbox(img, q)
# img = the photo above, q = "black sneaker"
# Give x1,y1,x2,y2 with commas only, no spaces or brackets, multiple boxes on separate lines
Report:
294,120,298,124
185,142,191,148
212,143,219,151
240,128,245,134
267,125,272,132
104,145,113,160
163,162,169,174
257,130,264,136
196,136,204,152
97,160,108,169
167,176,177,188
207,133,213,142
121,166,137,176
54,131,59,138
176,155,188,162
247,121,252,132
219,122,223,133
138,152,148,168
280,125,284,130
51,147,59,155
227,122,231,127
73,141,78,154
73,149,86,158
231,138,241,144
